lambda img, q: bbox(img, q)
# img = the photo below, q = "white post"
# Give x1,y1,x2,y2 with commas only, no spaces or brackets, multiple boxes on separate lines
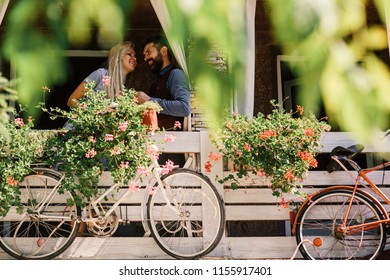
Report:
199,130,228,257
199,130,223,193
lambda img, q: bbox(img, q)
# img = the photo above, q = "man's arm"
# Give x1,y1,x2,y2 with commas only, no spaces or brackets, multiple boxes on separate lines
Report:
150,69,191,117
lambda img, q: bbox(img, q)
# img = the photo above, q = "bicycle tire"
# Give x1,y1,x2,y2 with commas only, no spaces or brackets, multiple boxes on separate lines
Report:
295,189,386,260
0,168,81,259
147,168,225,259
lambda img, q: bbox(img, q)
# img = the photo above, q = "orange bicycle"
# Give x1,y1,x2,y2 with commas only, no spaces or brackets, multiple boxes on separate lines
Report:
292,137,390,259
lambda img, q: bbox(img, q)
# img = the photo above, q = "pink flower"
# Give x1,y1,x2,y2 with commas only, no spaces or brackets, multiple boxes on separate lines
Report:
208,152,221,161
78,103,87,109
104,134,114,141
297,150,317,166
89,136,96,143
137,166,150,175
85,148,97,158
102,75,111,87
164,134,176,143
204,161,212,173
244,143,251,151
15,118,24,126
305,128,314,137
120,161,129,169
118,121,128,132
255,169,265,177
174,121,182,130
283,170,295,182
278,197,291,209
148,186,157,196
129,183,140,193
36,145,42,153
7,176,18,186
309,158,318,168
161,160,174,175
146,145,159,159
258,129,277,140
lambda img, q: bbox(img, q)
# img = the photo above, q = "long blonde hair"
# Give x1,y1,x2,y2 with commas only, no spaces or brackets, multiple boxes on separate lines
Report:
105,41,135,99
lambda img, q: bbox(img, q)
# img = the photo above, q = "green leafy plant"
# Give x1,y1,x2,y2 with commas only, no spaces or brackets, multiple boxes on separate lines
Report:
0,74,19,140
0,78,180,216
210,100,331,201
41,81,162,206
0,115,57,216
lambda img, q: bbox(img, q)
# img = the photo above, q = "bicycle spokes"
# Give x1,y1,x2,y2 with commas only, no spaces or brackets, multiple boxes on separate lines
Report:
296,190,386,260
147,169,225,259
0,170,81,259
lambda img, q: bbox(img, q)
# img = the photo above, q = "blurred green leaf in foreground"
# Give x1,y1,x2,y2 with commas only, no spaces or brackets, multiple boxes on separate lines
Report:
267,0,390,149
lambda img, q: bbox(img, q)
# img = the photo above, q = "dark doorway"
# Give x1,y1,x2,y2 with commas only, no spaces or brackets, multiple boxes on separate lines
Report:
36,53,107,129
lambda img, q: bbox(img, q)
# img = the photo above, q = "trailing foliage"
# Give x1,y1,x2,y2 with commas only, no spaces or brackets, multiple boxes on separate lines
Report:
0,74,18,140
40,81,161,206
211,101,331,200
0,81,163,217
0,116,57,216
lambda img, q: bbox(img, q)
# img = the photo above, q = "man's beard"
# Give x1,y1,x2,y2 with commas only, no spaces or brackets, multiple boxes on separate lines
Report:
148,55,163,73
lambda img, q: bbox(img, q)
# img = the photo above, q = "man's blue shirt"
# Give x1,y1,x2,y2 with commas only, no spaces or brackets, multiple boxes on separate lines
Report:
150,64,191,117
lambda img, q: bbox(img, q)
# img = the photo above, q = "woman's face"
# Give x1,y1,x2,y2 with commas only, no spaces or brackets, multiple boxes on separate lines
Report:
122,48,137,74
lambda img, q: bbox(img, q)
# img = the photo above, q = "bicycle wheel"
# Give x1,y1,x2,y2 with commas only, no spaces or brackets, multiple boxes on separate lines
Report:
147,168,225,259
0,168,81,259
295,189,386,260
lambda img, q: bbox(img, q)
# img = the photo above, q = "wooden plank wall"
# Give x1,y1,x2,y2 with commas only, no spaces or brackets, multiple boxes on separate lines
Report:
0,130,389,260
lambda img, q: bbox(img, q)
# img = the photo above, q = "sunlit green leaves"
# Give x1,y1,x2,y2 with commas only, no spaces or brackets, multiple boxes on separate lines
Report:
1,0,132,118
2,0,67,118
267,0,390,148
2,0,390,150
166,0,247,131
213,100,330,198
0,117,57,217
40,83,156,205
67,0,132,48
0,74,18,140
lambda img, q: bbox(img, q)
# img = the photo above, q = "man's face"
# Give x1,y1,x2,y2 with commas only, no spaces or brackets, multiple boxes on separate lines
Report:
143,42,163,73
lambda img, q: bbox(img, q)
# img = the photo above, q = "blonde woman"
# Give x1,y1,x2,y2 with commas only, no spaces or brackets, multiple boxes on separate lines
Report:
67,41,137,107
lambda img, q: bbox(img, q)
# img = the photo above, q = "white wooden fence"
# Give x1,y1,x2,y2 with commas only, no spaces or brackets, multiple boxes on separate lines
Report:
0,130,389,259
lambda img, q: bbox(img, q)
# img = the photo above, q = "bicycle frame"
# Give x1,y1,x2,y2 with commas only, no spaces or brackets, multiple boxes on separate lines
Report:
35,148,181,229
336,157,390,235
292,156,390,235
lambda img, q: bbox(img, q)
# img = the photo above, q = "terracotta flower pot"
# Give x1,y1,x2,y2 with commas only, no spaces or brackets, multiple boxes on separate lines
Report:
142,109,158,132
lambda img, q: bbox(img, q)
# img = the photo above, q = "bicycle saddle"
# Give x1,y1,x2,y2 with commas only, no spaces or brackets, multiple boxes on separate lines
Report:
326,144,365,173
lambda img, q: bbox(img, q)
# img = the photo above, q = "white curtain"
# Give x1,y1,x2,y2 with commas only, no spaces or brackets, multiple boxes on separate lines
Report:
0,0,9,26
150,0,191,130
150,0,257,119
234,0,256,118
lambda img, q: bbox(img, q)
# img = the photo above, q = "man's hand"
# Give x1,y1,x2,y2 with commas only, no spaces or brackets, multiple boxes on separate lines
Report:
135,91,151,104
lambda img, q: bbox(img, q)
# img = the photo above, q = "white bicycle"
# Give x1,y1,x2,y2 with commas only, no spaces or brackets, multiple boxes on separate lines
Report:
0,149,225,260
